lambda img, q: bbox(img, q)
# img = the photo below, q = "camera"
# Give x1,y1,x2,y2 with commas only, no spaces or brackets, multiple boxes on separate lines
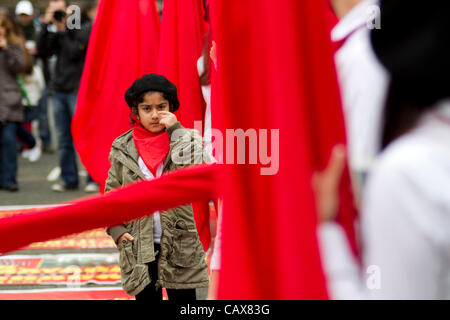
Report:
53,10,66,22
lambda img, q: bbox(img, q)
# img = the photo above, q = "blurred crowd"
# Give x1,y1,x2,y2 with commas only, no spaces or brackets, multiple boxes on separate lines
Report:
0,0,98,193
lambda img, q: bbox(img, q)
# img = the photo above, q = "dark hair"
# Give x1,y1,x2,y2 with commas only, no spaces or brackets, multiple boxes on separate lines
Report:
380,82,431,149
0,12,21,45
125,73,180,113
129,90,172,125
372,1,450,149
0,13,33,74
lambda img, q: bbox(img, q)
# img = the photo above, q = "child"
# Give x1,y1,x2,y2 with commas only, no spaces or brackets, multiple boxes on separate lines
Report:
105,74,210,301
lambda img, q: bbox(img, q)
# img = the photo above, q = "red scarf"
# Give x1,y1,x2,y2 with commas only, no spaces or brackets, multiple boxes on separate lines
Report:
132,122,170,177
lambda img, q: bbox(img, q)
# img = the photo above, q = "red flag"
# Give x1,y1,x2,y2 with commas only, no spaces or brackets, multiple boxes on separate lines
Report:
0,164,219,255
326,1,339,32
72,0,161,190
210,0,358,299
157,0,212,251
157,0,207,129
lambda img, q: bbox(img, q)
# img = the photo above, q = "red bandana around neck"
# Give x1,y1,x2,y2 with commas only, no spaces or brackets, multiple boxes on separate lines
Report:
132,121,170,177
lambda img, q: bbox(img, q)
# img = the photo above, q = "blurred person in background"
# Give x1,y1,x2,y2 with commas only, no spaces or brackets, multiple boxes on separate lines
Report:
17,39,45,163
14,1,44,162
0,13,25,191
330,0,389,205
80,1,97,26
15,0,38,54
1,8,42,164
316,0,450,299
16,0,54,154
37,0,98,193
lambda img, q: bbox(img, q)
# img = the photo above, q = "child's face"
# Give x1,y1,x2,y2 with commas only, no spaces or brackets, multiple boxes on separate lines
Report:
136,92,170,133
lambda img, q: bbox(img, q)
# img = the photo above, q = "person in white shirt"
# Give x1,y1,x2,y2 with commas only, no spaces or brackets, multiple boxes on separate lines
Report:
330,0,389,202
197,54,212,157
317,0,450,299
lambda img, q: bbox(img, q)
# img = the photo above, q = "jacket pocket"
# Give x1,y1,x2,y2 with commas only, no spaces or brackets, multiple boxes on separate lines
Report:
118,240,136,274
121,263,149,296
169,228,203,268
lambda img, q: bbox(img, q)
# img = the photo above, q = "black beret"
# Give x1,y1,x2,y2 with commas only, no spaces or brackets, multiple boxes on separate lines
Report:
371,1,450,106
124,74,180,112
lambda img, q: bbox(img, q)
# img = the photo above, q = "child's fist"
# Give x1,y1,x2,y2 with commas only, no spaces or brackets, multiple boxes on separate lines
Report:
158,111,177,129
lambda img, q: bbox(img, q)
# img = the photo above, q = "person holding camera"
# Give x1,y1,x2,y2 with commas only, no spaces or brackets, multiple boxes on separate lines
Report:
37,0,97,192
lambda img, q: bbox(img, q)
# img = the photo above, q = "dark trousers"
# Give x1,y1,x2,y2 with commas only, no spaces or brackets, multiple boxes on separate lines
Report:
52,92,78,187
135,243,196,302
0,122,19,187
16,122,36,149
37,87,51,147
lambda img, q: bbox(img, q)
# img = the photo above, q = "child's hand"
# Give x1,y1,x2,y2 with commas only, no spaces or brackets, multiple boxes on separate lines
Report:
158,111,178,129
118,233,134,245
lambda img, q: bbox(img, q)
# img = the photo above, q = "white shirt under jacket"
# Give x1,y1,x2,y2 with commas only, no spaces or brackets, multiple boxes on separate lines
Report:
138,158,164,244
318,100,450,299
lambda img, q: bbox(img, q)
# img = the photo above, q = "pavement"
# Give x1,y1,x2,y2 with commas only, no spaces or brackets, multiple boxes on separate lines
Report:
0,149,96,207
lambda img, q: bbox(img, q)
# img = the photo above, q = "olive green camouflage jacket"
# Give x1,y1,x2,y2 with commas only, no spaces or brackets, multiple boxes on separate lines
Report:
105,122,210,296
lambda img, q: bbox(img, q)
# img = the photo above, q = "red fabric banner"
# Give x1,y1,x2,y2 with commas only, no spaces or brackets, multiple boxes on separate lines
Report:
72,0,161,190
326,1,339,32
157,0,207,129
210,0,358,299
157,0,212,251
0,164,219,255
